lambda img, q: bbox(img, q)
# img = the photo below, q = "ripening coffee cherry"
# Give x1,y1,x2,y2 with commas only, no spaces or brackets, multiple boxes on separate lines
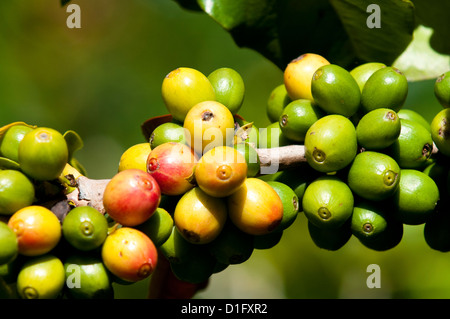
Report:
174,187,227,245
227,178,283,236
161,67,216,122
101,227,158,283
183,100,235,155
284,53,330,101
103,169,161,226
194,146,247,198
8,205,61,256
147,142,198,196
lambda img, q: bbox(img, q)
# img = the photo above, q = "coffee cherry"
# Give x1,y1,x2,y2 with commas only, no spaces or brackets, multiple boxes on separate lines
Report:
284,53,330,101
267,84,291,123
227,178,283,236
118,142,151,172
8,205,61,256
147,142,198,196
0,221,18,265
431,108,450,157
101,227,158,282
388,119,433,169
18,127,69,181
311,64,361,117
0,170,35,216
161,67,216,122
0,124,34,163
347,151,400,201
390,169,440,225
135,207,174,247
208,67,245,115
62,206,109,251
17,254,65,299
304,114,358,173
103,169,161,226
356,108,401,150
149,122,186,149
361,66,408,113
350,62,386,92
174,187,227,244
64,254,113,299
207,221,254,264
279,99,324,142
302,176,354,230
434,71,450,108
194,146,247,198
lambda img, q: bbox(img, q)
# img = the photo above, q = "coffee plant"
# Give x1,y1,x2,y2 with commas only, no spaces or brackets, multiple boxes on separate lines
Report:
1,0,450,299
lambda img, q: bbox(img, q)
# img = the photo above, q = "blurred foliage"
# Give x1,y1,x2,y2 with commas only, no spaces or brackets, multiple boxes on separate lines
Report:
0,0,449,299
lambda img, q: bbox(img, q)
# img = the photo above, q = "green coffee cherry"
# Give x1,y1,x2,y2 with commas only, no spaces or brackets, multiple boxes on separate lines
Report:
159,226,195,264
234,142,260,178
304,115,358,173
17,255,65,299
347,151,400,201
355,215,403,251
351,201,390,243
18,127,69,181
431,108,450,157
149,122,186,149
267,84,291,123
388,119,433,169
391,169,440,225
265,181,299,231
64,254,113,299
0,124,34,163
307,219,352,251
424,200,450,252
208,67,245,115
311,64,361,117
350,62,386,92
302,176,354,230
259,122,291,148
0,221,18,265
356,108,401,150
135,207,174,247
361,66,408,113
170,245,216,284
434,71,450,108
0,170,35,216
208,222,254,264
253,231,283,250
279,99,324,142
398,109,431,132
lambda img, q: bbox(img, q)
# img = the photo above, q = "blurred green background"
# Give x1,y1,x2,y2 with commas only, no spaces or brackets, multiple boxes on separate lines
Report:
1,0,449,299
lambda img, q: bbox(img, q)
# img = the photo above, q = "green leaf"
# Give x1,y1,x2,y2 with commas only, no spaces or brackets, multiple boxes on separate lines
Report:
329,0,415,65
412,0,450,56
63,130,84,161
393,25,450,81
0,157,20,171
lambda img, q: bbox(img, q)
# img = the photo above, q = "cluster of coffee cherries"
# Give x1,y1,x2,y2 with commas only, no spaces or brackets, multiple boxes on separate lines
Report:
134,66,300,289
264,53,450,252
0,123,157,299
